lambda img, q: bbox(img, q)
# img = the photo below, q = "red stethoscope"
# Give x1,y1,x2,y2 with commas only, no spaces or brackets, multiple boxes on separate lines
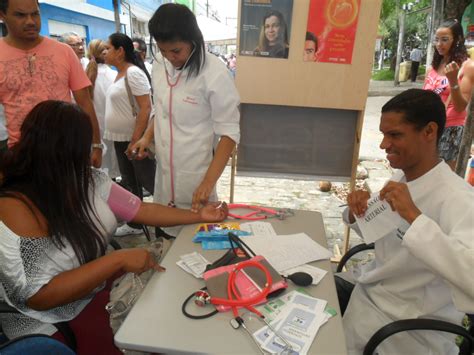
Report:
163,46,196,208
196,259,293,353
227,203,294,221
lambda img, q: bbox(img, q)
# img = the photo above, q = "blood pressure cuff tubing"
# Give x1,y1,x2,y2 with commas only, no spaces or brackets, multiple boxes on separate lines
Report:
203,255,287,312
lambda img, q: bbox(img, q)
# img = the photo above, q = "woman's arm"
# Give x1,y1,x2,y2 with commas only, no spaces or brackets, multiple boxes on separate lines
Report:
130,117,154,159
132,200,228,227
445,60,474,112
27,248,163,311
127,94,152,156
191,136,236,211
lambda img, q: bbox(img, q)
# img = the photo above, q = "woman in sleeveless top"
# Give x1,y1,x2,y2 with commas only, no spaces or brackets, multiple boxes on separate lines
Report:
423,19,474,170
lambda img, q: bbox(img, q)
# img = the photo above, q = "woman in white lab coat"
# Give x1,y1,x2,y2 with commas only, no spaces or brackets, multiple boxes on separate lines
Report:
132,3,240,236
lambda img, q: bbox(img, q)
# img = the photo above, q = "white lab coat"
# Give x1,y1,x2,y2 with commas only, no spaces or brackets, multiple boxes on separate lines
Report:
341,161,474,355
152,52,240,235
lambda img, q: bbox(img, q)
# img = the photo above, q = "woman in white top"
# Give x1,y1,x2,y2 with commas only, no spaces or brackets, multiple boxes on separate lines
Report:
0,100,227,354
132,4,240,236
103,33,155,210
85,39,119,178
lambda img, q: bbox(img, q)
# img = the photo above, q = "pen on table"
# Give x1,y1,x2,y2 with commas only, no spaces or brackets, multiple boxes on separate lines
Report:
338,204,348,207
216,201,224,209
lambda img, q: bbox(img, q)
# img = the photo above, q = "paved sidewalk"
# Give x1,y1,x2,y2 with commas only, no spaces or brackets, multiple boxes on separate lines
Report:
368,79,423,96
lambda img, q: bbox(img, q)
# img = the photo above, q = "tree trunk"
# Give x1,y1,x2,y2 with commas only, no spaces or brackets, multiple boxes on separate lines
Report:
113,0,121,33
444,0,470,21
455,90,474,178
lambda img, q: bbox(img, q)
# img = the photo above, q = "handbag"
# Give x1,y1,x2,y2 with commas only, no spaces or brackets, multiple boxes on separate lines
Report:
106,238,171,333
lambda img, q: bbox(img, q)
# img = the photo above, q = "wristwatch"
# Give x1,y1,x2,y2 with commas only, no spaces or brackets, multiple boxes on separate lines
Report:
91,143,104,150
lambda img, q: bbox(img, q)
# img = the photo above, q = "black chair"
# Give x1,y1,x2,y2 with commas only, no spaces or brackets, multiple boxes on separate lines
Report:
0,300,76,352
0,333,75,354
338,243,474,355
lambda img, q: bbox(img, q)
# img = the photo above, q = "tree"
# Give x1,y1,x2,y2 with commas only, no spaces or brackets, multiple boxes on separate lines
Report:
444,0,471,21
113,0,121,33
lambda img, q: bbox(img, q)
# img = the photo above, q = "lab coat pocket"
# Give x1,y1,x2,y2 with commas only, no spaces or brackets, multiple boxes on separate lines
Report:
174,170,217,205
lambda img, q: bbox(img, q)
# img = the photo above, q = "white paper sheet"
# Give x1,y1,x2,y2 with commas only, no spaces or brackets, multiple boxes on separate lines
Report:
244,233,332,272
355,193,410,243
240,221,277,237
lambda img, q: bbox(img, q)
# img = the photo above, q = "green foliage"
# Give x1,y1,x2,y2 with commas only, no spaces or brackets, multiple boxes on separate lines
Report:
378,0,431,61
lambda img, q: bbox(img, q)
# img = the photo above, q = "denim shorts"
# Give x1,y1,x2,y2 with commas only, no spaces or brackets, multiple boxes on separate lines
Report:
438,125,464,162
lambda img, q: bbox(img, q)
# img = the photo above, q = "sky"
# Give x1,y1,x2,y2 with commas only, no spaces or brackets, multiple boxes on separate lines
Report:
196,0,239,27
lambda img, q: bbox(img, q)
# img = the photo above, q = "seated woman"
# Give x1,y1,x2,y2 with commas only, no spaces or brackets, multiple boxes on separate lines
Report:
0,100,228,354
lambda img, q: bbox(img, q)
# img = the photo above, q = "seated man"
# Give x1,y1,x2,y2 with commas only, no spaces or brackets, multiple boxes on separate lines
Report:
337,89,473,354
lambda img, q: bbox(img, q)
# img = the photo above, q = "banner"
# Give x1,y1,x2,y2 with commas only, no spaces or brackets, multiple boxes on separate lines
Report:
239,0,294,59
304,0,361,64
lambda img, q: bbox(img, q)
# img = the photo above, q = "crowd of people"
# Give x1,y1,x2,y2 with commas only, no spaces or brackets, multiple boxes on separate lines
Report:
0,0,473,354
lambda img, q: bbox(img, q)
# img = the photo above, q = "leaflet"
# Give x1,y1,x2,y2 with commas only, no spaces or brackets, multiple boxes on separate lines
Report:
261,304,328,355
176,252,209,278
240,221,277,237
355,193,410,243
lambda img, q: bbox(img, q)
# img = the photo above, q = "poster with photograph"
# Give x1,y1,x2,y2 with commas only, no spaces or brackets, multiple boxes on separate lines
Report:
239,0,294,59
304,0,361,63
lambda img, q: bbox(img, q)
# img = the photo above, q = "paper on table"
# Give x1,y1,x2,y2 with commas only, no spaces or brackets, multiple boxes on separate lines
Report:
355,193,410,243
244,233,332,272
282,264,328,285
240,221,277,236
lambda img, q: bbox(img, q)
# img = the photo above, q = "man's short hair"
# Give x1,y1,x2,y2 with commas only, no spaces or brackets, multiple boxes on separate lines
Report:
382,89,446,143
59,32,80,43
132,37,147,54
306,31,318,48
1,0,39,14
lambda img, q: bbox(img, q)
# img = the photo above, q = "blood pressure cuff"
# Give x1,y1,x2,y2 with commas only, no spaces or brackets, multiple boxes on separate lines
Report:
203,255,287,312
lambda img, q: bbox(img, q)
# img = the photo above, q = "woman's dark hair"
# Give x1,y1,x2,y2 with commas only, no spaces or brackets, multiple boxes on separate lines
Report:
382,89,446,143
0,101,107,264
432,19,468,70
257,10,289,51
148,3,206,78
109,32,151,84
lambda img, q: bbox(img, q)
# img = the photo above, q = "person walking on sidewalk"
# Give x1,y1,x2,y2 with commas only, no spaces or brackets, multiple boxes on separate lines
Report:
409,46,422,82
0,0,103,167
423,19,474,170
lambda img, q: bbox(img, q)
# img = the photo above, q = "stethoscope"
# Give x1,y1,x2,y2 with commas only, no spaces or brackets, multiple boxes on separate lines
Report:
162,44,196,208
227,203,296,221
196,259,294,354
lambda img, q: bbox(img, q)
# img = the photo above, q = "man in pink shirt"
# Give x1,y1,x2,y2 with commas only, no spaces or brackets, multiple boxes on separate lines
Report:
0,0,102,167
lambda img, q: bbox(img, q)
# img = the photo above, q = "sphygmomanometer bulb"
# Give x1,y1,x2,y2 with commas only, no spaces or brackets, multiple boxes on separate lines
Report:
287,272,313,286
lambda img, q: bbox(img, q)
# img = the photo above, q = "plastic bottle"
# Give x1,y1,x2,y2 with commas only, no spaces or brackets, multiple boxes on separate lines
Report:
468,158,474,186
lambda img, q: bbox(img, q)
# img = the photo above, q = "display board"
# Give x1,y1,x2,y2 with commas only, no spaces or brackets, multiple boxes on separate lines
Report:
235,0,382,179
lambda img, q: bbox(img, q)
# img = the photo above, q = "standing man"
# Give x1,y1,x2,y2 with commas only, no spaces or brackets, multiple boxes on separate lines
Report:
338,89,473,354
303,31,318,62
61,32,89,69
0,0,102,166
409,46,423,82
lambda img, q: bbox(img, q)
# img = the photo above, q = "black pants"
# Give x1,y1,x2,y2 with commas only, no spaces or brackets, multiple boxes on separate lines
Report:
113,141,156,198
335,275,355,316
410,61,420,82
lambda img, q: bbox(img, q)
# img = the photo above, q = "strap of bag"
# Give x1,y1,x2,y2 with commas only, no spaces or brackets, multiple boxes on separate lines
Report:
124,68,138,117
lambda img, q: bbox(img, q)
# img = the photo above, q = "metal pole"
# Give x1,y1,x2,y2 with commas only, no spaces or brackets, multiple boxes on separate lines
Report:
394,11,406,86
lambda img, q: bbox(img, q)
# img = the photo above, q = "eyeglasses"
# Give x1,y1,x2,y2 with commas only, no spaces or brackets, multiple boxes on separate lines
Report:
432,36,453,45
69,40,85,48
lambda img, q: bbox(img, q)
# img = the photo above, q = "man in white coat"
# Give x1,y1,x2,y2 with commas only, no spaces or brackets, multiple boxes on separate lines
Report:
338,89,473,354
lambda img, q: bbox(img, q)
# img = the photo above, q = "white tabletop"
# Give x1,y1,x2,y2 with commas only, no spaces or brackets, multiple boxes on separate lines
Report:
115,210,348,354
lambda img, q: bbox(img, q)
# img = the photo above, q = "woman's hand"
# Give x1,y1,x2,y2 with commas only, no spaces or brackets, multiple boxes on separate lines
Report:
445,61,460,87
117,248,166,274
191,179,214,212
129,136,152,160
198,201,228,222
